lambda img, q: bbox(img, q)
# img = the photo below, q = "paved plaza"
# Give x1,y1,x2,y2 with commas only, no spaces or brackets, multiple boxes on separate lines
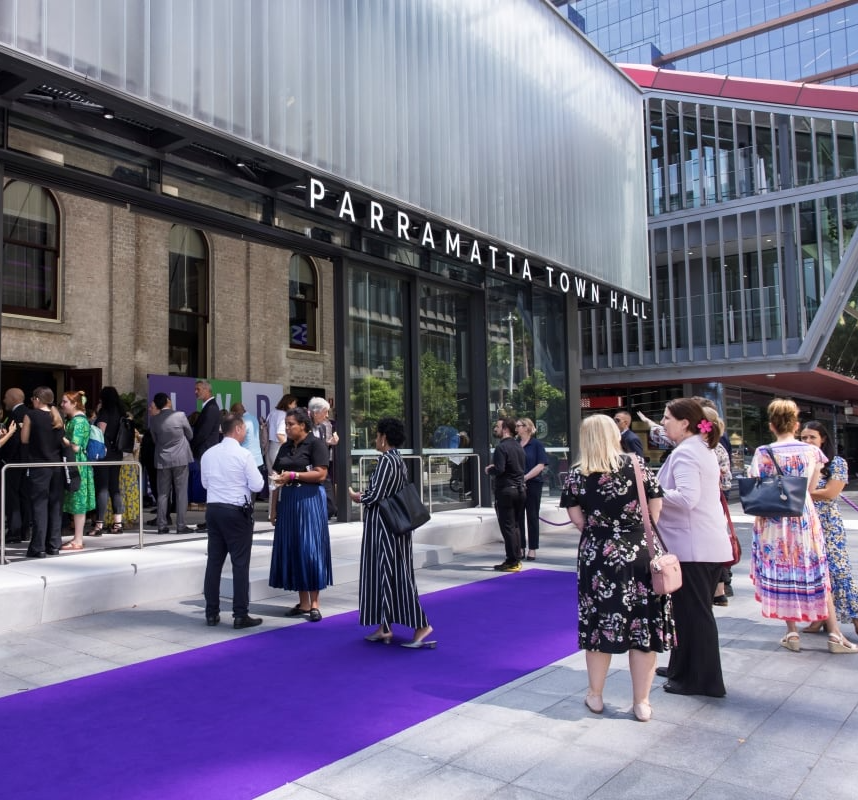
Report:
2,494,858,799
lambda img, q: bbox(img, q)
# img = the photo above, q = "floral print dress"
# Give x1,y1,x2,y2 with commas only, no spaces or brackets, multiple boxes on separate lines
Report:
750,442,829,621
562,455,675,654
812,456,858,623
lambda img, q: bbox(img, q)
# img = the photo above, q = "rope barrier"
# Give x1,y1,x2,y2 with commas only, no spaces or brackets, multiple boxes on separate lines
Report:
841,494,858,513
538,514,573,527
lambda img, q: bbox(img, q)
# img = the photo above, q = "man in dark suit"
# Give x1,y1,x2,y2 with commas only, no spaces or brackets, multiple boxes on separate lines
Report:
149,393,194,534
2,387,31,543
191,380,221,532
614,410,644,458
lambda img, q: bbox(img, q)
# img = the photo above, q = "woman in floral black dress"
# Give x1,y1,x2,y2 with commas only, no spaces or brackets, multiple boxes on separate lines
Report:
562,414,675,722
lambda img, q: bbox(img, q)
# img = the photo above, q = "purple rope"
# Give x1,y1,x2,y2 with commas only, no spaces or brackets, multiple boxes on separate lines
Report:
538,514,573,526
841,494,858,512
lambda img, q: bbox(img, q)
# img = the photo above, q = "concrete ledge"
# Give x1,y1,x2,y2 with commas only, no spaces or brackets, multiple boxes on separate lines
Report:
0,506,570,631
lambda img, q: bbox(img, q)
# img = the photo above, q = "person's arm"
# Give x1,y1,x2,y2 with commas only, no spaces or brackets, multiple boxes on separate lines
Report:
660,450,702,511
567,505,585,530
21,414,31,446
648,497,663,524
0,420,17,447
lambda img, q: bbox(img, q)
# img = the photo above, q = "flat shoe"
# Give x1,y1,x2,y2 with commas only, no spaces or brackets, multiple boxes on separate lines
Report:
780,632,801,652
712,595,728,606
60,541,83,551
285,605,311,617
633,701,652,722
828,633,858,654
655,666,669,678
365,631,392,644
401,639,436,649
525,555,536,561
584,692,603,714
308,609,322,622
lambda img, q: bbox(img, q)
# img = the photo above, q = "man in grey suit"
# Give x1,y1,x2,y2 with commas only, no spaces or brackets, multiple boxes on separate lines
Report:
149,392,194,534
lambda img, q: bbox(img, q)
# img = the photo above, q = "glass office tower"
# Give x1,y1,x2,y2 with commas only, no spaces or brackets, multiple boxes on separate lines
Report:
556,1,858,87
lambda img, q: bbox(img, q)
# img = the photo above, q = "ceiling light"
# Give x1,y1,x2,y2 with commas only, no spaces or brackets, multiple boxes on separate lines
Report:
236,159,247,168
102,109,114,119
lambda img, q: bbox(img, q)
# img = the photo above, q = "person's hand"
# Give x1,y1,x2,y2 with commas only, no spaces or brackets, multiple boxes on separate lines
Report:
7,420,17,433
636,410,654,428
329,432,339,446
348,487,360,502
270,470,285,486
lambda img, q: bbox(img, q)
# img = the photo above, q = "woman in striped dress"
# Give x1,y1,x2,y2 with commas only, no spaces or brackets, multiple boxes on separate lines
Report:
349,417,435,649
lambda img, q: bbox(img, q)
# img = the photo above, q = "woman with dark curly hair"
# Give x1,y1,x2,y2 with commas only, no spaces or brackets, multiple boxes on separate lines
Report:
268,407,333,621
349,417,435,649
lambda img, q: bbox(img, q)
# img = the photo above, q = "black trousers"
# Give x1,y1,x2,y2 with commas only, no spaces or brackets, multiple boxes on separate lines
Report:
94,462,124,520
518,480,543,551
666,561,726,697
28,466,63,554
495,487,525,563
203,503,254,618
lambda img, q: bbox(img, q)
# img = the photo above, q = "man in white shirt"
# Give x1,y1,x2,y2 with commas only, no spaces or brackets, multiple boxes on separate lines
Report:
201,413,264,629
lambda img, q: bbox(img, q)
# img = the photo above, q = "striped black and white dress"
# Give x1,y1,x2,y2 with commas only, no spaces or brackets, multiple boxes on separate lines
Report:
358,448,429,630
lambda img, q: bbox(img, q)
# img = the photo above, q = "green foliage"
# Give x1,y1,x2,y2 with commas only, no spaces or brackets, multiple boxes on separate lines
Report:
120,391,148,431
420,351,458,444
510,369,567,445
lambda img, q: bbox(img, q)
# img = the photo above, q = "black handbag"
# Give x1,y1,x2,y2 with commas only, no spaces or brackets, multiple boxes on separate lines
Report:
737,446,807,518
378,482,431,536
62,444,82,494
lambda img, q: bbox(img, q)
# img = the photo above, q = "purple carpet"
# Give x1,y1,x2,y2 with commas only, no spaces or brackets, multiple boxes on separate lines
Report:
0,569,577,799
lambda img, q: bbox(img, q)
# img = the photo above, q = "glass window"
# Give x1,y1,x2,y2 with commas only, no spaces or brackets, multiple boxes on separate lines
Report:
2,180,59,319
168,226,208,376
288,255,319,351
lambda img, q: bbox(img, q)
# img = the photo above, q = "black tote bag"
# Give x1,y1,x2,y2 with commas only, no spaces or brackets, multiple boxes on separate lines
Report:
378,482,431,536
737,446,807,518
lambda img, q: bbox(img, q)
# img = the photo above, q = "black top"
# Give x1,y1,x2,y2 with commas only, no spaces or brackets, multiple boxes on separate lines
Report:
25,408,63,463
192,399,221,460
274,434,329,473
2,403,28,463
96,408,123,458
491,436,525,492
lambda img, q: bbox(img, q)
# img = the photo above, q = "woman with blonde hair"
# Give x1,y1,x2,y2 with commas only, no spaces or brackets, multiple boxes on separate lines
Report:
515,417,549,561
562,414,674,721
750,399,858,654
59,390,96,550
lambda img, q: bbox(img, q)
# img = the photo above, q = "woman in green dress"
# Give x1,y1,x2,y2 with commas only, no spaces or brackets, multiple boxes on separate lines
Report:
60,390,96,550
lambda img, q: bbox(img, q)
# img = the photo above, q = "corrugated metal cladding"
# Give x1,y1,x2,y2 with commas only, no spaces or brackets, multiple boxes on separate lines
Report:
0,0,649,297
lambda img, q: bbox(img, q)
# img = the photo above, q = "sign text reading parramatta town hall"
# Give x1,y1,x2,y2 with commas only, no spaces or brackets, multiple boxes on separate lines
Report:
307,178,648,320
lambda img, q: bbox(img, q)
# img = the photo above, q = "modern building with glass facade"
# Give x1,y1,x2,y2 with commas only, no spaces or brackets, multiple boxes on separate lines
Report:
578,64,858,466
0,0,648,517
557,0,858,86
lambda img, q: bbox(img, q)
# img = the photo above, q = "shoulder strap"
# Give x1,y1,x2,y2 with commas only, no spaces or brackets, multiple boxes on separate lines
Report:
630,455,659,560
762,446,785,476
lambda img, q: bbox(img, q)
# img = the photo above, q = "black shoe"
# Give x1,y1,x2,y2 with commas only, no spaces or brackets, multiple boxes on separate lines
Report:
46,548,61,555
724,583,734,598
663,681,725,698
26,550,46,559
157,527,170,534
176,526,194,534
308,609,322,622
285,604,311,617
655,666,669,678
713,595,729,607
493,561,513,571
6,534,22,544
146,516,172,526
233,615,262,629
196,523,207,532
206,614,220,626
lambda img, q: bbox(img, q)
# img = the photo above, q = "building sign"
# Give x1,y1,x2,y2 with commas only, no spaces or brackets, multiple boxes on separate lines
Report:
147,375,283,423
307,177,649,320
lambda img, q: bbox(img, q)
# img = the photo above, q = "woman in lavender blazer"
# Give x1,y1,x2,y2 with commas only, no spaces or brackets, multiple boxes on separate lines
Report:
656,397,732,697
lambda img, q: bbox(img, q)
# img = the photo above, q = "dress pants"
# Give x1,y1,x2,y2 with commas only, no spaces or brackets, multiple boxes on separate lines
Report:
156,464,189,529
665,561,726,697
495,487,525,563
28,466,63,554
518,480,543,551
203,503,253,618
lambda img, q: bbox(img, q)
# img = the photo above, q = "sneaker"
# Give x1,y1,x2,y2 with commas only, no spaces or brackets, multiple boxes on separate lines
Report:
493,561,512,571
499,562,522,573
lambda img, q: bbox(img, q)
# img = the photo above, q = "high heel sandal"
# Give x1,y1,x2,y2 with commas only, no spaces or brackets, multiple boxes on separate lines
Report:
108,522,124,534
827,632,858,654
584,692,604,714
85,521,104,537
780,632,801,652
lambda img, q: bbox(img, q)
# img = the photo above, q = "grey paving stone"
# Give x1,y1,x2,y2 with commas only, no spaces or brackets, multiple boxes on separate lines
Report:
780,684,858,722
689,777,788,800
589,760,704,800
391,711,509,761
512,744,630,799
450,728,566,784
637,723,743,776
709,740,818,796
795,755,858,799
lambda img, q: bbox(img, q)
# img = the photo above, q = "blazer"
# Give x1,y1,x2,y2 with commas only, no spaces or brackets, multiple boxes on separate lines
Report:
191,398,221,460
656,435,732,563
150,409,193,469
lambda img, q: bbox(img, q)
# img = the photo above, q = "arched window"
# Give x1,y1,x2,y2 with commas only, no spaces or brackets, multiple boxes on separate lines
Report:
289,254,318,351
2,181,60,318
168,225,209,376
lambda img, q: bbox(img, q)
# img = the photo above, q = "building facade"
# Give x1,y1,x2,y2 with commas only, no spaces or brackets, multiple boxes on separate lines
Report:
579,65,858,467
557,0,858,86
0,0,649,517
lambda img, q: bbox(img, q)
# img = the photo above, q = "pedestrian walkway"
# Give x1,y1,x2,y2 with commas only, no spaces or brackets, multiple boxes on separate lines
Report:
2,496,858,798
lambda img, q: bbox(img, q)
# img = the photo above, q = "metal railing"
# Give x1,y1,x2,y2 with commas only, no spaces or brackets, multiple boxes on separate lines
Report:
356,454,424,523
1,460,144,565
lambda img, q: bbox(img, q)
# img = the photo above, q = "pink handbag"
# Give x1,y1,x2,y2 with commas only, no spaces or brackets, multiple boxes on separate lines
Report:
631,456,682,595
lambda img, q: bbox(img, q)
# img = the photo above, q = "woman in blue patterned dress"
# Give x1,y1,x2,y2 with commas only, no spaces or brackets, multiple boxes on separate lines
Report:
562,414,674,722
749,399,857,654
60,390,96,551
348,417,434,648
268,407,332,621
799,421,858,636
